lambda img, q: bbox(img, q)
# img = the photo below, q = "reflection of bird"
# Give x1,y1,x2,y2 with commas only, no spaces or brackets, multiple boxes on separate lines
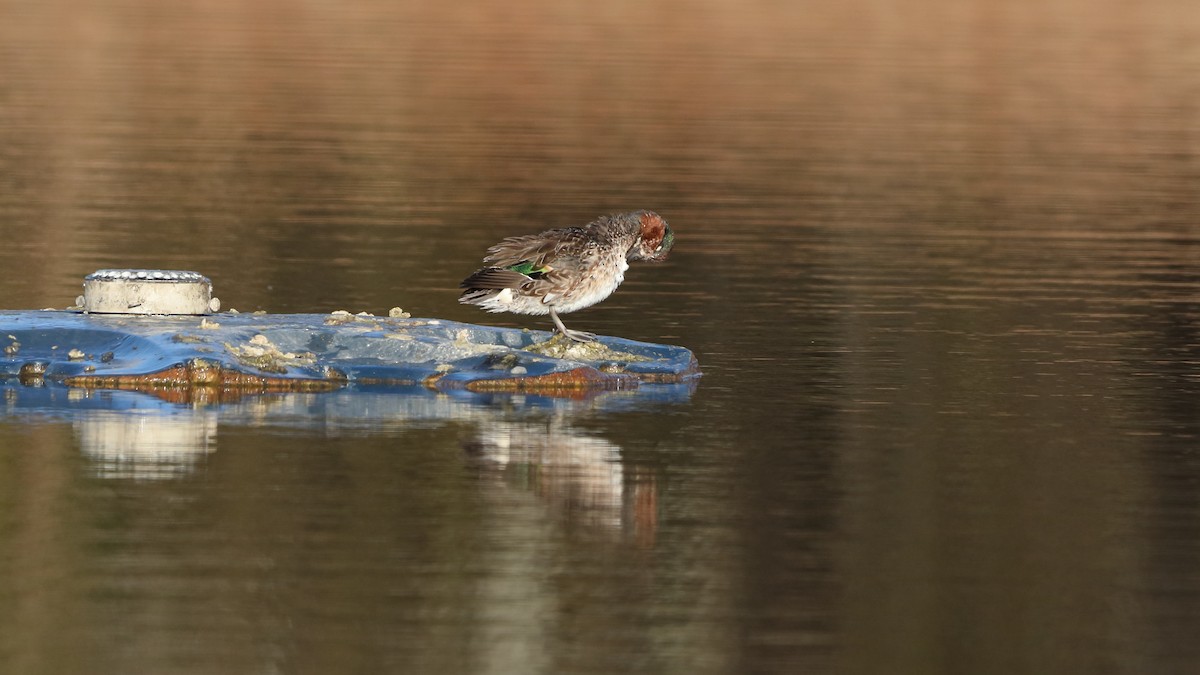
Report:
463,421,625,528
459,211,675,342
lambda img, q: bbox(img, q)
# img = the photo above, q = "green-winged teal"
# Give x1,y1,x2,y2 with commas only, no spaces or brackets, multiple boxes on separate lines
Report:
460,210,675,341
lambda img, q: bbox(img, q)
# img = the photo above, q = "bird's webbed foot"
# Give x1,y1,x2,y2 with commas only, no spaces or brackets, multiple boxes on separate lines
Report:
558,327,597,343
548,308,596,343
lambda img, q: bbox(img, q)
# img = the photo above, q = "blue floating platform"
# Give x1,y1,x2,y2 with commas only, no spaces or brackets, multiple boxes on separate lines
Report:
0,310,700,395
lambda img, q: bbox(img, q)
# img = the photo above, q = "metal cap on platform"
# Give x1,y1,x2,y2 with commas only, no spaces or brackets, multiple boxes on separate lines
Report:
80,269,220,315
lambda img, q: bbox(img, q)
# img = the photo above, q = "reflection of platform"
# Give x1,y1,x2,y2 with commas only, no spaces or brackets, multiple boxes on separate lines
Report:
2,383,676,540
1,379,695,426
0,310,699,395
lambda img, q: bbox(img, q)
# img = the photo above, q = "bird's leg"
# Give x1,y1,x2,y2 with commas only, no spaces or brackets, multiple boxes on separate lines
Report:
549,308,596,342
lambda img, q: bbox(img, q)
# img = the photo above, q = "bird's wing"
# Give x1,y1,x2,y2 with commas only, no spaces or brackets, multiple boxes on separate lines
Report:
459,268,531,290
483,227,592,269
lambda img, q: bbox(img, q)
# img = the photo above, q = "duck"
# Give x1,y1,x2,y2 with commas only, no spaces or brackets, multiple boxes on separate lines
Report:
459,210,675,342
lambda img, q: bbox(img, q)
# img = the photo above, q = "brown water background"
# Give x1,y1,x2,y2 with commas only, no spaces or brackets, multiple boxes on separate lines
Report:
2,1,1200,673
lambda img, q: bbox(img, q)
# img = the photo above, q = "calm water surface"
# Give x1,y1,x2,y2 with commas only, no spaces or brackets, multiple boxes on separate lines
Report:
2,1,1200,673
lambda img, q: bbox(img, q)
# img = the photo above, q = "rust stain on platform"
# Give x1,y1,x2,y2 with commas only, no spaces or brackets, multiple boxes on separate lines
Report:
462,367,639,393
64,360,344,394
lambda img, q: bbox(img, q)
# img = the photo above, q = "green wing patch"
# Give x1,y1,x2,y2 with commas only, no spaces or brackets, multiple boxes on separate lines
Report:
508,261,551,278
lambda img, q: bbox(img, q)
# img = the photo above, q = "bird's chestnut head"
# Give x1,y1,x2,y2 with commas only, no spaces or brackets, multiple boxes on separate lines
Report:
628,211,674,262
